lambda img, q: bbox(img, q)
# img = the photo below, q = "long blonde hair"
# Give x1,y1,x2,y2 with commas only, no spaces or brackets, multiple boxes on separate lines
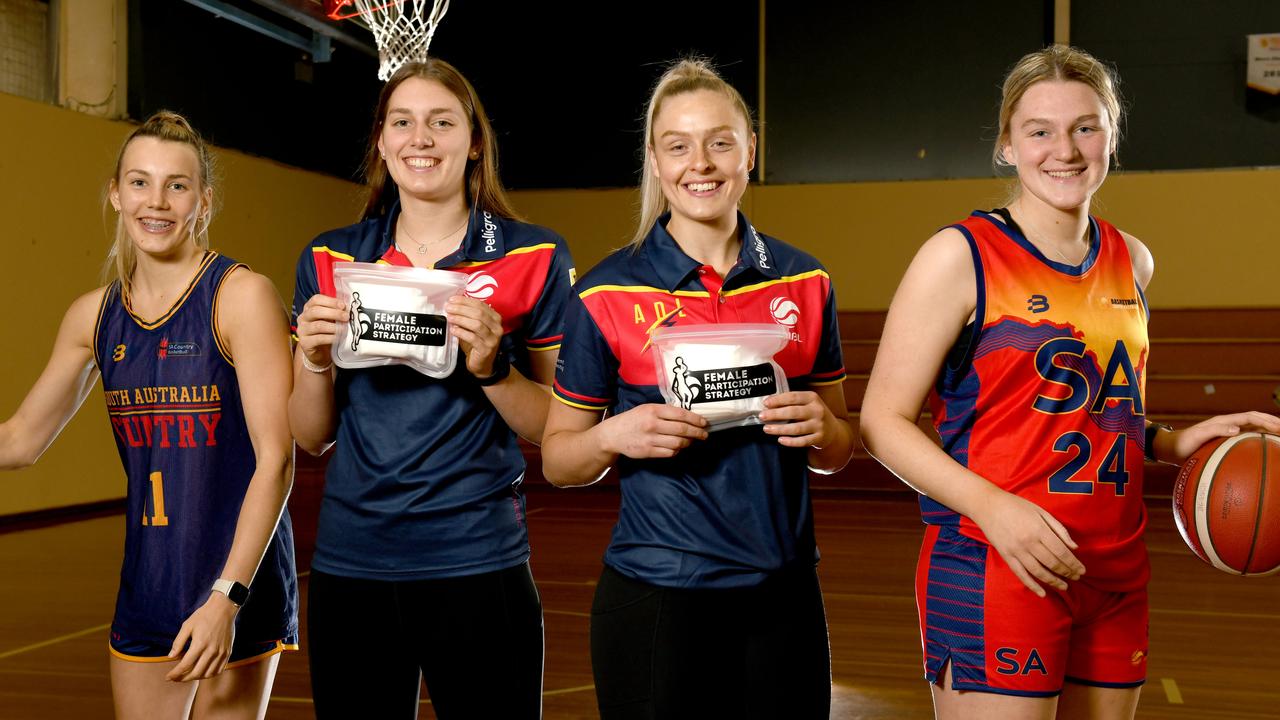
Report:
360,59,520,222
103,110,215,290
631,59,755,248
994,45,1124,167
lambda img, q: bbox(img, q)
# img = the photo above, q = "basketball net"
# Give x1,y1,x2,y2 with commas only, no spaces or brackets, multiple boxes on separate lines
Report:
347,0,451,80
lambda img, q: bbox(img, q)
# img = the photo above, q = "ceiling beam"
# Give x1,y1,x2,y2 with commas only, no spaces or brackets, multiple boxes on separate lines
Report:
247,0,377,58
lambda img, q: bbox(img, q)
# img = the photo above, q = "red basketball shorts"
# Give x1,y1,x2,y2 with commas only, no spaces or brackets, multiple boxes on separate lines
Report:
915,524,1147,697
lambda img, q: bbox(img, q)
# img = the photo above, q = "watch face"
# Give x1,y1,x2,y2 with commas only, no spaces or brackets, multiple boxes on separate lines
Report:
215,579,251,606
227,582,250,606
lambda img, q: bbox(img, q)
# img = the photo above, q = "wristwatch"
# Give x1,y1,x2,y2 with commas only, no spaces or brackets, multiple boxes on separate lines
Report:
211,578,251,607
474,351,511,386
1144,422,1173,463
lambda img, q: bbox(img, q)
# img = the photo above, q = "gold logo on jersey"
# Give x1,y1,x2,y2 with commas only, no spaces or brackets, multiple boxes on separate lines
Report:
112,344,126,362
639,304,683,354
632,299,687,326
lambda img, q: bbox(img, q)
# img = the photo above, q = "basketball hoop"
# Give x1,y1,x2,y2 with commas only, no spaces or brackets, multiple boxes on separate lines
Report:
327,0,451,81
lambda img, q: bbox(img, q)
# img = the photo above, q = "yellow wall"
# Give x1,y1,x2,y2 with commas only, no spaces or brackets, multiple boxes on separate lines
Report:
0,93,363,516
513,170,1280,310
2,93,1277,515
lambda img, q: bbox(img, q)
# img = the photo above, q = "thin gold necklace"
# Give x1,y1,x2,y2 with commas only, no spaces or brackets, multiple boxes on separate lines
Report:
398,215,468,255
1012,205,1089,265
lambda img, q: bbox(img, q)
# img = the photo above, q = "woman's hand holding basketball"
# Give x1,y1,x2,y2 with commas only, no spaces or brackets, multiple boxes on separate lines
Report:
971,490,1086,598
295,294,346,368
1161,412,1280,464
599,404,709,459
165,593,238,682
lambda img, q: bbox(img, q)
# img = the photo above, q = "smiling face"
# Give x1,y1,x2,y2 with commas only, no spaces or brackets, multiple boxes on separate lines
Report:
649,89,756,227
377,77,476,204
1001,80,1113,214
108,136,210,259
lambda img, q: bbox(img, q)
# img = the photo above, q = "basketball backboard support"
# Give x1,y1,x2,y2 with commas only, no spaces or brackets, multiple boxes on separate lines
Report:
179,0,376,61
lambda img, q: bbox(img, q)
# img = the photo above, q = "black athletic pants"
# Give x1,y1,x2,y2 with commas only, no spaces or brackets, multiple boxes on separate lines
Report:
307,562,544,719
590,562,831,720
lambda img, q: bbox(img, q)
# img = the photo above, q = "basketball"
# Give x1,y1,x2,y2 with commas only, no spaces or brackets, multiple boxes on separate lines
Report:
1172,432,1280,576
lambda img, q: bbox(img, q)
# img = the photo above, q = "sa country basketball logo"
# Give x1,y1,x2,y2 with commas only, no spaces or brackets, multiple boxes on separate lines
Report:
157,338,200,359
465,272,498,300
112,344,127,362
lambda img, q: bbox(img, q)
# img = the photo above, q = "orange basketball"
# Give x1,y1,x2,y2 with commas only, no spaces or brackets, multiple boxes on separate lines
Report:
1172,432,1280,576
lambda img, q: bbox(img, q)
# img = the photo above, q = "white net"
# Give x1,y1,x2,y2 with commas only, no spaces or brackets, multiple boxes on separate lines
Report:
353,0,452,81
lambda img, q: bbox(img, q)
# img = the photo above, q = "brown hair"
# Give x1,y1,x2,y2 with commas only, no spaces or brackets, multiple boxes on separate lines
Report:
360,58,519,221
995,45,1124,167
104,110,215,290
630,58,755,248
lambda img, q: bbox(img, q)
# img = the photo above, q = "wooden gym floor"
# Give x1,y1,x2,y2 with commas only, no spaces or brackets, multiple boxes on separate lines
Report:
1,486,1278,719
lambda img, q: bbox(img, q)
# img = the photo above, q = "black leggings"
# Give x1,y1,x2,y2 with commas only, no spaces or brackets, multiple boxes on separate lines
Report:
590,563,831,720
307,562,544,719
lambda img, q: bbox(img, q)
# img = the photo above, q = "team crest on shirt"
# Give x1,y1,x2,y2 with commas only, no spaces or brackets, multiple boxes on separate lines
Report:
770,296,803,343
465,272,498,299
770,296,800,327
639,304,683,354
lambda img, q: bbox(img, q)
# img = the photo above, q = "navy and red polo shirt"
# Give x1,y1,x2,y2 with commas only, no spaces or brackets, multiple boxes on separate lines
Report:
292,202,574,580
553,213,846,589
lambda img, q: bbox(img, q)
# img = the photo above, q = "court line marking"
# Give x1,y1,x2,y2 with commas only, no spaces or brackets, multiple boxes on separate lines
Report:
544,609,590,618
0,623,111,660
1162,677,1184,704
1151,608,1280,621
0,667,107,679
544,683,595,697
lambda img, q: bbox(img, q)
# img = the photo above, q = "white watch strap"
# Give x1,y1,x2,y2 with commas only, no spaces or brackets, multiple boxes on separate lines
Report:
211,578,248,606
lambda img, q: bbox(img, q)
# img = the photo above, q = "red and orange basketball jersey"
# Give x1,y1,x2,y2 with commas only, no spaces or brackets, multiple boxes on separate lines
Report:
927,210,1150,591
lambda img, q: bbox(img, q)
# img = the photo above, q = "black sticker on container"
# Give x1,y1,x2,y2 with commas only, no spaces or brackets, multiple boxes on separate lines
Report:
348,292,447,350
669,358,776,409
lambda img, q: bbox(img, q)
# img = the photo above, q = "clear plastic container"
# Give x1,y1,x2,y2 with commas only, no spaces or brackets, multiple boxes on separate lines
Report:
331,262,467,378
650,323,790,431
